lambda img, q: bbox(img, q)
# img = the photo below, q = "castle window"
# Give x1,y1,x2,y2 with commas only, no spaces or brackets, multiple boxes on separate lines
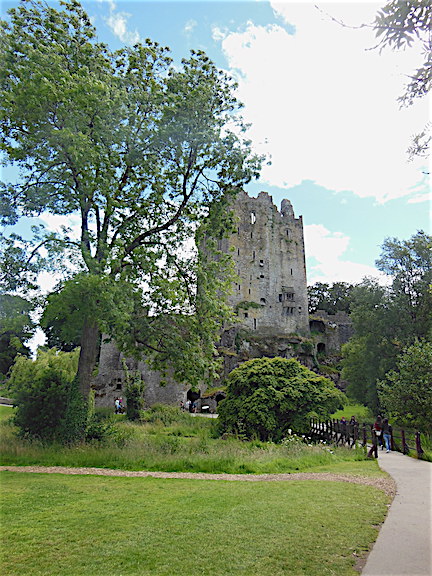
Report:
253,251,255,260
116,383,122,390
250,212,256,224
279,294,283,302
317,343,326,354
238,284,241,290
237,248,240,256
260,298,266,305
260,274,264,279
290,268,293,275
259,260,264,267
254,318,257,329
249,288,251,294
244,313,248,318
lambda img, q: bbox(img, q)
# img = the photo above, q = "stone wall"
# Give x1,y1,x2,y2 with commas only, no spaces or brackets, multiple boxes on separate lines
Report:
221,191,309,337
92,339,190,408
309,310,354,355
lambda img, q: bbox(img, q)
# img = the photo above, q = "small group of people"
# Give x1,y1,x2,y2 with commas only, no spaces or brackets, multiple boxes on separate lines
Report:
372,415,392,452
114,397,124,414
180,399,196,413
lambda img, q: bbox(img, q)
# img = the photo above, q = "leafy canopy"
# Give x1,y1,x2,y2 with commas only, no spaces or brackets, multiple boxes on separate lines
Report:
0,294,36,378
217,357,344,441
342,231,432,411
0,0,262,395
378,340,432,432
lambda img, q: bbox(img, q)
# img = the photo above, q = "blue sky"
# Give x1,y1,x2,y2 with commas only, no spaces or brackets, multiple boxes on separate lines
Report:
1,0,430,287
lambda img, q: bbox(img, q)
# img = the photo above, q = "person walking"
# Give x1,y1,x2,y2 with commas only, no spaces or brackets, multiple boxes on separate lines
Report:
373,415,383,449
382,417,392,452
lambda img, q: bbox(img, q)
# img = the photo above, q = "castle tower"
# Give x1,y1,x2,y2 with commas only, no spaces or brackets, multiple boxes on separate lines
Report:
223,190,309,336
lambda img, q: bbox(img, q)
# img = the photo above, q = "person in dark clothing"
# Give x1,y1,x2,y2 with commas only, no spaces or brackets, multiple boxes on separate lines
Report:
382,418,392,452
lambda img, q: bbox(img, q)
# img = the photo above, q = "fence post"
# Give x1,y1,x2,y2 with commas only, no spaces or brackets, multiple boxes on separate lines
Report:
401,429,410,454
362,423,367,447
367,429,378,458
415,432,424,459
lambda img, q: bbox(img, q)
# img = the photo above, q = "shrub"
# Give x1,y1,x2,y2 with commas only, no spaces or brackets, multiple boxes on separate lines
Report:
124,371,145,421
9,349,86,443
217,357,344,441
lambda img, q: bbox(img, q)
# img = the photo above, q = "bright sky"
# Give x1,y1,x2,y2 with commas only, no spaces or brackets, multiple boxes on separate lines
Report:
1,0,431,288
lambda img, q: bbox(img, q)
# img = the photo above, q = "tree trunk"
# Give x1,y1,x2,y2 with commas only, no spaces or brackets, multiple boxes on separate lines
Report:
77,317,101,398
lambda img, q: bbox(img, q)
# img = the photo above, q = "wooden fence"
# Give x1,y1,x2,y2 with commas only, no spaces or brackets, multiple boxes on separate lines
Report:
310,418,425,459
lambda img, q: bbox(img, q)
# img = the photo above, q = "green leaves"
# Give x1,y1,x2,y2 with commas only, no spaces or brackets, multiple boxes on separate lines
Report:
378,340,432,432
218,357,344,441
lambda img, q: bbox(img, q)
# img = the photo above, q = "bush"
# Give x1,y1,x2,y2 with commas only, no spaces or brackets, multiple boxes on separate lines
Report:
124,371,145,421
217,357,344,442
9,349,86,443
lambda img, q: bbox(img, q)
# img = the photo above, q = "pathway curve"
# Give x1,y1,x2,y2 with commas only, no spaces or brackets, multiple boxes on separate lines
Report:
361,450,431,576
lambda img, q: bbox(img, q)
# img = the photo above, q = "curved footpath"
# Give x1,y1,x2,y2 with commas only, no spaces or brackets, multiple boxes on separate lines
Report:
361,450,431,576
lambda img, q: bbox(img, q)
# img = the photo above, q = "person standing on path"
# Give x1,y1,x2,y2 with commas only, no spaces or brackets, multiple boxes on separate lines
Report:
382,418,392,453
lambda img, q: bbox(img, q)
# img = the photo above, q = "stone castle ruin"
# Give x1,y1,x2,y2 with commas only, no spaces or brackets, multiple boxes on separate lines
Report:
220,190,309,337
93,191,352,409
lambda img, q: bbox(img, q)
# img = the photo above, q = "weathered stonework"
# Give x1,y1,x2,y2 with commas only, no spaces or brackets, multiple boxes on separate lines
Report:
92,339,189,408
93,191,350,409
221,191,309,337
309,310,354,355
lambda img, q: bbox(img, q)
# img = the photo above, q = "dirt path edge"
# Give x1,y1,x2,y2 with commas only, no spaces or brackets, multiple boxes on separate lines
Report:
0,465,396,496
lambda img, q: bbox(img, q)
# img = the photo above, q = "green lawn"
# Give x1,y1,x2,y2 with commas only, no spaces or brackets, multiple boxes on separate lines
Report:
0,471,390,576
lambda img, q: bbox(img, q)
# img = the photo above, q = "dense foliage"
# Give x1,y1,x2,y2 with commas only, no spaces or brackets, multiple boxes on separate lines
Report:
308,282,354,315
8,348,87,442
0,294,36,379
124,370,145,421
378,340,432,432
342,231,432,411
217,357,344,441
0,0,261,399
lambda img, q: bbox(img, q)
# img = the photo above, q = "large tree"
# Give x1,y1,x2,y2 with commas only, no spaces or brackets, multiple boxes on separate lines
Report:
0,0,261,397
342,231,432,411
378,340,432,432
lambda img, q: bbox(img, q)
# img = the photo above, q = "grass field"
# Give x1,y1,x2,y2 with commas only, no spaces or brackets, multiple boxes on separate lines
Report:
0,405,379,475
0,471,390,576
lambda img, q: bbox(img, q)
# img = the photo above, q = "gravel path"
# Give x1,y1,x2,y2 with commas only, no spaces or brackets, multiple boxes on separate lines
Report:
0,465,396,496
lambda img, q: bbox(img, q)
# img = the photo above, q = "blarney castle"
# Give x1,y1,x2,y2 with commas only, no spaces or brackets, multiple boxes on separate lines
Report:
93,191,352,410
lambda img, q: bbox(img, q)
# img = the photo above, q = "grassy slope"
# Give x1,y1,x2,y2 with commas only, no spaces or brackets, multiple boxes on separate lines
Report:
1,471,389,576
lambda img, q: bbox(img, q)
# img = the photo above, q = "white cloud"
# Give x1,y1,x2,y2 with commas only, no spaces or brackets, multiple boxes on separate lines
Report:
184,19,198,36
104,0,140,45
304,223,385,285
214,2,429,203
